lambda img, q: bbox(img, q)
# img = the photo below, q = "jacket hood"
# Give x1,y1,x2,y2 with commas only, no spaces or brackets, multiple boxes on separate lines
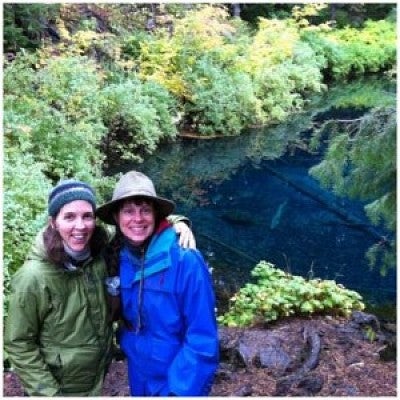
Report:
27,229,49,263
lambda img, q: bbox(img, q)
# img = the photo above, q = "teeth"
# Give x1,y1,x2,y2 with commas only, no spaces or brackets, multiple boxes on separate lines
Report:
73,235,86,240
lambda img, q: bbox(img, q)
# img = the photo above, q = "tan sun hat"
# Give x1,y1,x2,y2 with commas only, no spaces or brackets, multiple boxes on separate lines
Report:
96,171,175,224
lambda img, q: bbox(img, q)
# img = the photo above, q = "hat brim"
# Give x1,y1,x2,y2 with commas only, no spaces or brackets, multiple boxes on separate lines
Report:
96,194,175,225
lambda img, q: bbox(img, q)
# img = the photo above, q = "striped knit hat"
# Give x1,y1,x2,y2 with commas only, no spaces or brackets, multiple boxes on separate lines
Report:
48,179,96,217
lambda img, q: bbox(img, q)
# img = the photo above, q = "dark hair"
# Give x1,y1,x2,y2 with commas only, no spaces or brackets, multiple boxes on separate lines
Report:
43,223,109,266
104,227,124,276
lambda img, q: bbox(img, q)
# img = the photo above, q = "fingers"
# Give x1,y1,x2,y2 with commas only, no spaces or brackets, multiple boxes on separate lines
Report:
179,232,197,249
174,221,197,249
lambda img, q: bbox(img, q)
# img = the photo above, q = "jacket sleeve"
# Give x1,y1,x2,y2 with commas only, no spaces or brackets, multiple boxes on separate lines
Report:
4,267,61,396
165,250,219,396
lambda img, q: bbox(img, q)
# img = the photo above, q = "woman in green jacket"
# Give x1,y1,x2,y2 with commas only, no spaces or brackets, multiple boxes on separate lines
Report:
4,179,194,396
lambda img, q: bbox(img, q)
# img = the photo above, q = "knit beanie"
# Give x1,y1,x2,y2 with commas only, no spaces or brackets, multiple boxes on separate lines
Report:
48,179,96,217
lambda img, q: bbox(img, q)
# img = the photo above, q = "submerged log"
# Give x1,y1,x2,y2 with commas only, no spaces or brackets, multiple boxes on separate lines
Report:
263,165,388,244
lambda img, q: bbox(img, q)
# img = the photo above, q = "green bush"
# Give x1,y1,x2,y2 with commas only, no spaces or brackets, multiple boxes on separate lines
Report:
183,57,260,136
303,19,396,80
236,17,325,124
3,150,51,316
4,54,107,179
98,78,178,161
218,261,365,327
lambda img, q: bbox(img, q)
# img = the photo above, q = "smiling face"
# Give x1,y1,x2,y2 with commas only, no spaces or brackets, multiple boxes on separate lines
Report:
115,198,156,246
52,200,96,252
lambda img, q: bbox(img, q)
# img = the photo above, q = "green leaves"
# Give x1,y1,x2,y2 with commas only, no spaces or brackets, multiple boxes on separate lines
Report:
310,107,396,274
98,78,178,162
218,261,365,327
303,19,396,80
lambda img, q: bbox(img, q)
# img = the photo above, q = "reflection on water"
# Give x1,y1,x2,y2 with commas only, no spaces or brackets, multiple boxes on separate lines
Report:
113,79,396,309
190,152,395,308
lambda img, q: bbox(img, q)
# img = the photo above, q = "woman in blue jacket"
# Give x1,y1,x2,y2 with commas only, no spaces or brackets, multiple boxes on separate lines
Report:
97,171,219,396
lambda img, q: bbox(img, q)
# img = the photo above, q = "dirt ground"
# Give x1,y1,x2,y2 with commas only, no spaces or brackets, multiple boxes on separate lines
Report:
3,316,396,397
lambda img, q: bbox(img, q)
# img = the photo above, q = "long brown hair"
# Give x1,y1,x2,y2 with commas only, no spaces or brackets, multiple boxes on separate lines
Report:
43,223,109,266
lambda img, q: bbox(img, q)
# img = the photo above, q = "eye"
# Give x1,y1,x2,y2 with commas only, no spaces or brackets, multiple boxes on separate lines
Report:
121,207,134,216
141,207,152,215
83,213,95,221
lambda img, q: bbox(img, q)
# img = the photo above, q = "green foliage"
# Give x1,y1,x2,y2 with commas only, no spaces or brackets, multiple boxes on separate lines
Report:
98,78,178,161
218,261,365,327
3,52,115,317
36,57,102,122
235,17,325,124
363,326,377,342
121,30,151,60
303,19,396,80
310,107,396,274
183,57,260,136
3,150,51,317
3,4,60,52
4,54,107,179
10,3,392,139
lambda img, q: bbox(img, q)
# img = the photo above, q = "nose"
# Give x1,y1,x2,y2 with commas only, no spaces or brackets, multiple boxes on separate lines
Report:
132,210,144,222
75,217,86,229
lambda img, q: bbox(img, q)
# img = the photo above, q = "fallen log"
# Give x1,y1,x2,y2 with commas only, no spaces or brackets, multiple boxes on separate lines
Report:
274,326,321,395
264,164,388,245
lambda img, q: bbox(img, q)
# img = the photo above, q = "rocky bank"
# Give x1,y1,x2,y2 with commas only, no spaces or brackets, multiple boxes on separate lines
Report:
3,312,396,397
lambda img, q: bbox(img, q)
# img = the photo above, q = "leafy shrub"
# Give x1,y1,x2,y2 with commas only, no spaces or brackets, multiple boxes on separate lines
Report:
3,150,51,317
4,54,107,179
98,78,178,161
303,19,396,80
237,18,325,124
135,5,243,100
35,56,102,121
183,57,261,136
3,53,114,310
218,261,365,327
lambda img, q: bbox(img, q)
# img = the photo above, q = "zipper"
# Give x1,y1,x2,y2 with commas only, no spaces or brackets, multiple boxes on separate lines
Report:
135,247,146,334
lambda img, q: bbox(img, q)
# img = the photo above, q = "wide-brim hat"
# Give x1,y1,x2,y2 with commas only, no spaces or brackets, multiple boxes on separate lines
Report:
96,171,175,225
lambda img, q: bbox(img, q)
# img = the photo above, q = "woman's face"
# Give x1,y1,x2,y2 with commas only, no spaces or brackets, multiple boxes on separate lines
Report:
115,199,155,246
52,200,96,252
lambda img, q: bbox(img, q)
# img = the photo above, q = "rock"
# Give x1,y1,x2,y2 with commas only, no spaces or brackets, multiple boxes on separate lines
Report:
258,346,291,372
351,311,380,330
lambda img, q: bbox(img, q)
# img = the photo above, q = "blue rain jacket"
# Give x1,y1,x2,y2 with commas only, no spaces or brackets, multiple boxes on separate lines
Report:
118,222,219,396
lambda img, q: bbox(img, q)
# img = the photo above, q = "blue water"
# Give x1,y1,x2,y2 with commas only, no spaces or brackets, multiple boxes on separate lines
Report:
115,78,396,310
176,150,396,307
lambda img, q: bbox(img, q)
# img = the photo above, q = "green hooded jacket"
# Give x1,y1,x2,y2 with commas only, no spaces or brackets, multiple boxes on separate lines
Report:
4,232,113,396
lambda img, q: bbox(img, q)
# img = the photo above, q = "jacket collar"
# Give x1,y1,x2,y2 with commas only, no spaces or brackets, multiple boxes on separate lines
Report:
120,220,176,283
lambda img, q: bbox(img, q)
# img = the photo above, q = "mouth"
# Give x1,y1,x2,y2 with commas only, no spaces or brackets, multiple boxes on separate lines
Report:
128,226,147,234
71,233,89,243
